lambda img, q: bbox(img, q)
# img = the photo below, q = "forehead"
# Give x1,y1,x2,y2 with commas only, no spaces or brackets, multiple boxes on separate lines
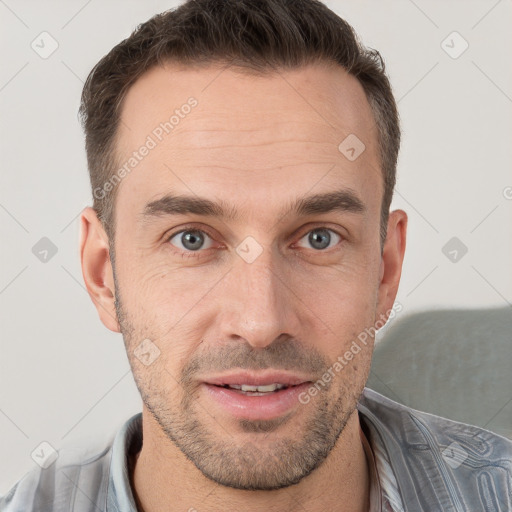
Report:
113,61,381,227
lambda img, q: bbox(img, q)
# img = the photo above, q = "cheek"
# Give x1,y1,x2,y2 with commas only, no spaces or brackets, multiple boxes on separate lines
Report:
295,254,379,316
291,259,380,364
118,253,213,309
116,261,220,358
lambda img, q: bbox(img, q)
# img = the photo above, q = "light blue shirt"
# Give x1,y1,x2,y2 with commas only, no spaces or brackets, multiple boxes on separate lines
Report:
1,387,511,511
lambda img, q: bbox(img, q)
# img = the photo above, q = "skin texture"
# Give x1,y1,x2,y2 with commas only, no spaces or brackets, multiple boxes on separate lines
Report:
80,61,407,512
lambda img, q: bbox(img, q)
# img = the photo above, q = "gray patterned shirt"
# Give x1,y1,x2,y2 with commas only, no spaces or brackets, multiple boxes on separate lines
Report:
1,388,510,511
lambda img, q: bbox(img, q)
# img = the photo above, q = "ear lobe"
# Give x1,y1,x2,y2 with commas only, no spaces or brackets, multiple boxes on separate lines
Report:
376,209,407,322
79,206,121,333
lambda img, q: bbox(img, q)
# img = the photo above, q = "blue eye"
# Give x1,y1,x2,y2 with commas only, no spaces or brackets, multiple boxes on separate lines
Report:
168,229,214,253
296,228,341,251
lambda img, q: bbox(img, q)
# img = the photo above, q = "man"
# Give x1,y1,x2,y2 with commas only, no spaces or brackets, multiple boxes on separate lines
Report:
2,0,510,511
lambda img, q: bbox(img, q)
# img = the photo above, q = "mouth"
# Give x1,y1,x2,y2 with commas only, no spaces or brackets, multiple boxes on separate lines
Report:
200,372,313,420
212,382,298,396
203,371,311,387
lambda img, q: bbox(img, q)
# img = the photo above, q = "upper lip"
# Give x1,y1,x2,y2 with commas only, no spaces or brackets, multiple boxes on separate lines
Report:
202,371,313,387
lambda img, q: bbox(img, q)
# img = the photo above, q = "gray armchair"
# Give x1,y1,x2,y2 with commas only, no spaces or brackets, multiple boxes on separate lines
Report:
367,307,512,440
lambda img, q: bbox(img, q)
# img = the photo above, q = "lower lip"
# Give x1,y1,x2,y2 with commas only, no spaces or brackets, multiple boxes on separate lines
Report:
202,383,311,421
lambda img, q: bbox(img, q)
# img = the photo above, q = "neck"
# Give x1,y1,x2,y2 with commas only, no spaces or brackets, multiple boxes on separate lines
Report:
131,408,370,512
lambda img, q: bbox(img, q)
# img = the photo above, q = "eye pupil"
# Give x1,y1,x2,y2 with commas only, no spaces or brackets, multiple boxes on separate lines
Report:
308,229,331,250
182,230,204,251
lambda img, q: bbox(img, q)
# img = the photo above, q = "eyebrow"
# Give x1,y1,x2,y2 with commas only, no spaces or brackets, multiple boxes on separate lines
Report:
140,188,366,224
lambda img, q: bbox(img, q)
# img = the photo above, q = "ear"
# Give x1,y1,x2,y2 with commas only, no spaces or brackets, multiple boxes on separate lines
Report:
375,209,407,322
79,207,120,333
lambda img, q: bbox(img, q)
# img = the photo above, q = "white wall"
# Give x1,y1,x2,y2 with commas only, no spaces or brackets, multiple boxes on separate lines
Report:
1,0,511,494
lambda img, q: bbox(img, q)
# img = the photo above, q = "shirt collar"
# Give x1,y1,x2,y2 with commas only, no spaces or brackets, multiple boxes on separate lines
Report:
360,420,383,512
106,412,384,511
106,412,142,512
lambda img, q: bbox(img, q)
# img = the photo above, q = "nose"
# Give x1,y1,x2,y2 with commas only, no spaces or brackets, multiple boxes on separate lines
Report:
217,245,300,349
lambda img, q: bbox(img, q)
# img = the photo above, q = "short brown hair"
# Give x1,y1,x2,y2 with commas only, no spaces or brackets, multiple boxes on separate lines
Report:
79,0,400,246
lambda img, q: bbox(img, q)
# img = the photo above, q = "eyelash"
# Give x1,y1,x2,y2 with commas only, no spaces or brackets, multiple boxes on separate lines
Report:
166,226,217,259
165,225,344,259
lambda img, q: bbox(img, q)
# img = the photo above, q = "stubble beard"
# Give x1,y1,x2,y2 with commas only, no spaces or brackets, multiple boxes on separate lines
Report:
113,274,362,490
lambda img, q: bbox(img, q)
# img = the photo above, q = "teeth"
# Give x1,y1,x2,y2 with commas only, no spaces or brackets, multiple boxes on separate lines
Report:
227,383,286,392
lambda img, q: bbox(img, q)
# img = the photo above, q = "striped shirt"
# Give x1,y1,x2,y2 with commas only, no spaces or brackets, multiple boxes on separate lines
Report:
2,387,510,511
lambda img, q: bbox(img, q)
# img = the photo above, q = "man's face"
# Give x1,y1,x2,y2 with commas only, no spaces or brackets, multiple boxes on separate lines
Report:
103,61,397,490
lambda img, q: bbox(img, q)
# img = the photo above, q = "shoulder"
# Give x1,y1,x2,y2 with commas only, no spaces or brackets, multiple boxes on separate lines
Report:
359,387,512,509
0,434,114,512
359,386,512,454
